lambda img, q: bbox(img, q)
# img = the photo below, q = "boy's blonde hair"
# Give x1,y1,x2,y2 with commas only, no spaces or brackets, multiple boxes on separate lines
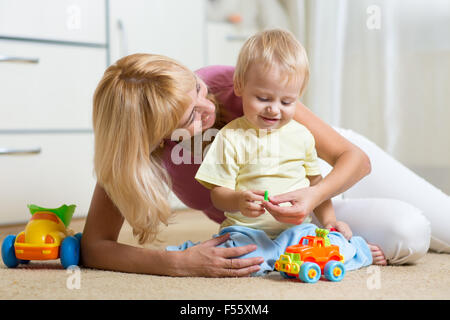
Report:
234,28,309,97
92,53,196,244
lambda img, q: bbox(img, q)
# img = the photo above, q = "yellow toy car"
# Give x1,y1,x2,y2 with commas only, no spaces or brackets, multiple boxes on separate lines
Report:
1,204,82,269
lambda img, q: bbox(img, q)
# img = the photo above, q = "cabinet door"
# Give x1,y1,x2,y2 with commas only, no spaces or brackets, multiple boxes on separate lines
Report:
206,22,256,66
108,0,205,70
0,0,106,44
0,133,95,224
0,40,106,129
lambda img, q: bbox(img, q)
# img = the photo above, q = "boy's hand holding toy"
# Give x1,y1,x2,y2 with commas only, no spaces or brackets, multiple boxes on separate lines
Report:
237,190,266,217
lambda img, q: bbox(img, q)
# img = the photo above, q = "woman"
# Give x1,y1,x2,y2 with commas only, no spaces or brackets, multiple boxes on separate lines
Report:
81,53,436,277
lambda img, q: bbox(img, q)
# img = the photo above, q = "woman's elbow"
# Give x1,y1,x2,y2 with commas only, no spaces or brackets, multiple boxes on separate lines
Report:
359,148,372,177
80,235,100,268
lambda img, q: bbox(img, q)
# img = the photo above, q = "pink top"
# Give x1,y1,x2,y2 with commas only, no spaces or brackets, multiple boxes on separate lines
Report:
162,65,243,223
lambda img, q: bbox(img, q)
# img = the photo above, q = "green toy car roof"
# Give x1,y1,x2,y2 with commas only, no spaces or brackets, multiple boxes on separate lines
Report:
27,204,76,228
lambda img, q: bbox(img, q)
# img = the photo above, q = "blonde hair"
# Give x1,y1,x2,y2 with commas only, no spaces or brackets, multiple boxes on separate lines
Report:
234,28,310,97
92,53,196,244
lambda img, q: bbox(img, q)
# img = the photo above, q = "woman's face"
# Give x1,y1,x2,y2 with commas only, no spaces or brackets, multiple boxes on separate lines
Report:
178,76,216,137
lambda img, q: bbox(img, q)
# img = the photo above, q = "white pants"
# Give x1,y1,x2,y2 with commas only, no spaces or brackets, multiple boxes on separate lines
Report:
317,128,450,265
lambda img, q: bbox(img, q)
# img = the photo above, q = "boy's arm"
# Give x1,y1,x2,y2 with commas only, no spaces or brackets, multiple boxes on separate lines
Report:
211,186,266,217
210,186,241,212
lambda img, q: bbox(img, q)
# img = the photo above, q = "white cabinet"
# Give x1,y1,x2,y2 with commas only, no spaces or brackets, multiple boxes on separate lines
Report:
0,0,106,44
206,22,256,66
108,0,206,70
0,0,106,224
0,0,209,223
0,40,106,130
0,134,96,224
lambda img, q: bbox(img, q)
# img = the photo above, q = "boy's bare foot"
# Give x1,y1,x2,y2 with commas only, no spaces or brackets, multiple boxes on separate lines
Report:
368,243,388,265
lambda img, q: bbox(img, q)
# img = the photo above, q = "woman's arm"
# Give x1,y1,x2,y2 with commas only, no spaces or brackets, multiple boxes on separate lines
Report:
81,183,263,277
308,175,353,239
81,183,173,275
262,102,371,223
294,102,371,203
307,175,337,227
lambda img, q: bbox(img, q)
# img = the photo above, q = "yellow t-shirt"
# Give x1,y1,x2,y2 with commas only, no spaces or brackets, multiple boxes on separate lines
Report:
195,116,321,239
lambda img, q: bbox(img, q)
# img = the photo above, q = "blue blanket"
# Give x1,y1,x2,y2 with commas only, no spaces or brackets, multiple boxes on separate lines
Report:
167,223,373,276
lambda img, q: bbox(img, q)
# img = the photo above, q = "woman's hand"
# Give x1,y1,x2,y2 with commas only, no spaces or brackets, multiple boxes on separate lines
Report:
237,190,266,217
173,233,264,277
262,186,322,224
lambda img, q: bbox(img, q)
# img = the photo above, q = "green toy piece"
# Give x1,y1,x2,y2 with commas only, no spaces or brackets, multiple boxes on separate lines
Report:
264,190,269,201
315,228,331,247
27,204,76,228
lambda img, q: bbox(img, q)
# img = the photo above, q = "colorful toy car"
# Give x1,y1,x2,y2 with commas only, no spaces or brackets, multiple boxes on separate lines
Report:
274,228,345,283
1,204,82,269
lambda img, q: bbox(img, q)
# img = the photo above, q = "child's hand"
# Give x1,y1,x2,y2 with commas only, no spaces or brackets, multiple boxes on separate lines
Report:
325,221,353,240
237,190,266,218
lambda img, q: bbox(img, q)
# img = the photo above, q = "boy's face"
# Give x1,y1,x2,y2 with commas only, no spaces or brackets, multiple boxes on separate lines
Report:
235,63,301,130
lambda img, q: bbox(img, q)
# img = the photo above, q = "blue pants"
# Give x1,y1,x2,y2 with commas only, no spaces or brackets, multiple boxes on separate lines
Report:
166,223,373,276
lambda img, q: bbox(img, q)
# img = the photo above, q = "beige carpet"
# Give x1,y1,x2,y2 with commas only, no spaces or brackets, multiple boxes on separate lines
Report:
0,209,449,300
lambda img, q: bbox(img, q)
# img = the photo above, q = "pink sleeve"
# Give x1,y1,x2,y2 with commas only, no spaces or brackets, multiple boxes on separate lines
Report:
195,65,243,122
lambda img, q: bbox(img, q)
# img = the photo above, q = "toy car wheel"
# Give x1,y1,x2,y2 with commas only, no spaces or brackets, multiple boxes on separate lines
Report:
60,236,80,269
324,260,345,282
298,262,321,283
74,232,82,243
2,235,19,268
280,272,297,279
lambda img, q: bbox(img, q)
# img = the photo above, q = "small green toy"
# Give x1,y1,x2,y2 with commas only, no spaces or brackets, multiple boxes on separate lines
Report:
315,228,331,247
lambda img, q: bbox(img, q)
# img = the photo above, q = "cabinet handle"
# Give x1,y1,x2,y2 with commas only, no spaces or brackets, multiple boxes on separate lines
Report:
0,55,39,64
225,35,249,41
0,147,41,155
